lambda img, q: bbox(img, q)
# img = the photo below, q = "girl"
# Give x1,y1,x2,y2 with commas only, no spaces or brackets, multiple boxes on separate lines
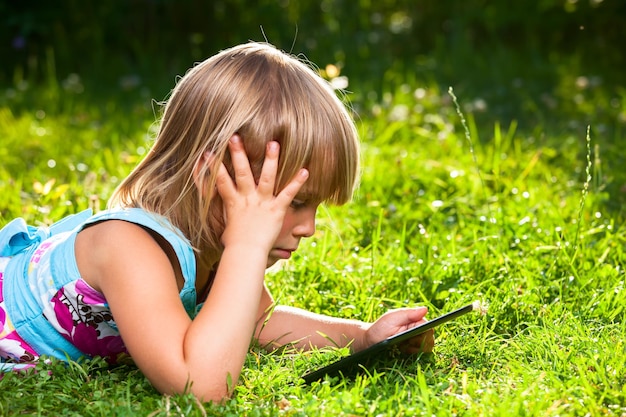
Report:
0,42,433,401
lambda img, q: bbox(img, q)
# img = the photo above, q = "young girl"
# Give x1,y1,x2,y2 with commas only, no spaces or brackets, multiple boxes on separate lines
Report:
0,42,433,401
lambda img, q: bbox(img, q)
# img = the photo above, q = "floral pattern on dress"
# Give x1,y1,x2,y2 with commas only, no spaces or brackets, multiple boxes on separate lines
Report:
0,268,39,363
47,279,127,362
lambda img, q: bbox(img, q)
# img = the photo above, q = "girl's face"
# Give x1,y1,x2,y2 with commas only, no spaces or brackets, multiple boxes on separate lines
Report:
266,191,320,268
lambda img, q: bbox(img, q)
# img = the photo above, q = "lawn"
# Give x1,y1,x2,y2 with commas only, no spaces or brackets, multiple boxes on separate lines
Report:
0,4,625,416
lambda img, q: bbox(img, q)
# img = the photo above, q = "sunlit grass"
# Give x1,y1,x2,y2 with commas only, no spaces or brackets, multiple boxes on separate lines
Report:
0,64,625,416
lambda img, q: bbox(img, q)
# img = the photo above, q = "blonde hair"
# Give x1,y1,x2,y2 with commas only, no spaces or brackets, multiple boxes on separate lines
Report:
109,42,360,251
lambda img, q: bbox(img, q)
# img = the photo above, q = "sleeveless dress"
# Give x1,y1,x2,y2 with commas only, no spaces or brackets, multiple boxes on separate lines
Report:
0,208,198,372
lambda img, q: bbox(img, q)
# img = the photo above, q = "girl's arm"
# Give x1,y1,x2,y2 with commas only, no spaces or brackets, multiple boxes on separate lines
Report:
78,137,308,402
79,220,268,400
255,286,434,354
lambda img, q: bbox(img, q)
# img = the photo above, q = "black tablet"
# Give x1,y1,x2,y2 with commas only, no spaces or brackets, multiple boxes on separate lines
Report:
301,301,481,384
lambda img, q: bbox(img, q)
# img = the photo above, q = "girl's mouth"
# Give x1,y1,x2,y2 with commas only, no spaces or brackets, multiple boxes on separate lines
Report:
272,248,293,259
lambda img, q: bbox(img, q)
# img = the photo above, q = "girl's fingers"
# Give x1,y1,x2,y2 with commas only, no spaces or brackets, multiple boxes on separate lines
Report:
275,168,309,205
214,161,236,201
217,135,308,209
256,141,280,195
402,329,434,354
228,134,256,193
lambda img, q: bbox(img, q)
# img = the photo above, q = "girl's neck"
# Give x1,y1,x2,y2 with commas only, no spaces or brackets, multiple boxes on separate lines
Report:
195,248,221,303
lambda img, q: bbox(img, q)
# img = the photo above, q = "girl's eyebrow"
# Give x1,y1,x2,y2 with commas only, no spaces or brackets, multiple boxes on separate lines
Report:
296,191,321,202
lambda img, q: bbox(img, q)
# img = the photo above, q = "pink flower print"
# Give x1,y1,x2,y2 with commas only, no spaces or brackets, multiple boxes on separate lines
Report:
3,332,37,362
74,280,106,304
1,267,38,363
0,306,5,334
0,313,38,362
70,321,126,360
50,286,127,361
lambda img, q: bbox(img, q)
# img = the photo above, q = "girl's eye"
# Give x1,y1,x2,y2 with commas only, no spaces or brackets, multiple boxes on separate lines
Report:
290,199,307,209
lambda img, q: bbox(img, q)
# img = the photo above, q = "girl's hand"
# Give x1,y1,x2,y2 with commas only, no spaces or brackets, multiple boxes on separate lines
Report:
361,307,434,354
215,134,309,252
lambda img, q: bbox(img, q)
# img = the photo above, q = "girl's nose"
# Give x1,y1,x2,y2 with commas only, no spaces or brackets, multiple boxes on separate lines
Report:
294,207,317,238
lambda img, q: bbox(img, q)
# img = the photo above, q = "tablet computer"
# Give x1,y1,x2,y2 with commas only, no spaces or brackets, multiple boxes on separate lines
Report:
301,301,481,384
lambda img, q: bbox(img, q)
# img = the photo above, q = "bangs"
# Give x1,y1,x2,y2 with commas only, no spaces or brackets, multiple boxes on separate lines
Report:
299,130,355,206
238,115,357,206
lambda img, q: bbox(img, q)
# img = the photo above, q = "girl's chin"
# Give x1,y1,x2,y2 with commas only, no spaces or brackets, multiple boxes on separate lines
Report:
266,258,287,270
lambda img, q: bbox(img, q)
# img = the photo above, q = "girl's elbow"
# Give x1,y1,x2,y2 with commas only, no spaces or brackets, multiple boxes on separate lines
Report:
153,375,235,403
189,381,234,404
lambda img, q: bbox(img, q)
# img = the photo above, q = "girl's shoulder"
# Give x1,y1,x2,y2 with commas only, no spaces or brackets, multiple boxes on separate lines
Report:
75,217,170,290
83,208,196,273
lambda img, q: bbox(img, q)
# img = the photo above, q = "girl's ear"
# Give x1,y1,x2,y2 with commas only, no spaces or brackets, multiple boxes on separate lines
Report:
193,152,212,197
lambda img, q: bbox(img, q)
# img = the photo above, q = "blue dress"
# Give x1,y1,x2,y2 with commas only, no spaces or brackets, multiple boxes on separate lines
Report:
0,208,198,371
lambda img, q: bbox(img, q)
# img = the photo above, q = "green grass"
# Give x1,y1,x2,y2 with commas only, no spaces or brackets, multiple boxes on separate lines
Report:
1,55,625,416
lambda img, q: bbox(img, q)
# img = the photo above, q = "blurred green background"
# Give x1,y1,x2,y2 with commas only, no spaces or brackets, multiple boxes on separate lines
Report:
3,1,624,112
1,0,625,211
